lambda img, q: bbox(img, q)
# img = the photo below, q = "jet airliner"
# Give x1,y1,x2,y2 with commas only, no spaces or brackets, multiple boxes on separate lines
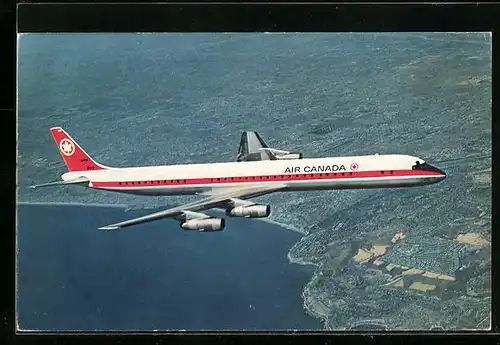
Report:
31,127,446,231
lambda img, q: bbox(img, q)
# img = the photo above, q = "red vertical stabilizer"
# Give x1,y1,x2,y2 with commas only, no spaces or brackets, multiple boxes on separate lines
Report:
50,127,109,172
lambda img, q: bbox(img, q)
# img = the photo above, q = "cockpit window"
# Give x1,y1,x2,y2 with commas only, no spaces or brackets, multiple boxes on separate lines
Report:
412,161,445,174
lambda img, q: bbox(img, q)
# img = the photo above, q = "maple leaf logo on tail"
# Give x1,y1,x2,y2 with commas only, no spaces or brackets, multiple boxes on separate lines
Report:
59,139,75,156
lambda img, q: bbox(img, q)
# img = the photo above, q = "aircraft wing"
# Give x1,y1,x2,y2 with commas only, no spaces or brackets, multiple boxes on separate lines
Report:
237,131,302,162
98,184,285,230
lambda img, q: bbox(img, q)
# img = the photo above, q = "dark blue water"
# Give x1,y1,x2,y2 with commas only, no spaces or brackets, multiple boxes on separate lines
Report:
17,204,322,331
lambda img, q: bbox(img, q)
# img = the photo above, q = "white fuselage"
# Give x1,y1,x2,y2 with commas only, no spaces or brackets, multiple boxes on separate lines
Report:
61,154,446,196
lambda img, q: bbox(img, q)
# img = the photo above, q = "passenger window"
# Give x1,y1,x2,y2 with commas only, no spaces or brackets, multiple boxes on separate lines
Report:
334,173,337,176
326,173,329,176
341,173,345,176
319,173,322,177
390,170,394,174
381,171,385,174
349,172,352,176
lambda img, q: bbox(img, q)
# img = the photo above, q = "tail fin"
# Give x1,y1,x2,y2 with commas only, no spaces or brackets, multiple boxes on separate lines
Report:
50,127,109,172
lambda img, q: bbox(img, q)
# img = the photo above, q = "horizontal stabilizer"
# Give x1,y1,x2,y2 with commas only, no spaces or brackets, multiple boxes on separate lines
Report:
29,177,90,189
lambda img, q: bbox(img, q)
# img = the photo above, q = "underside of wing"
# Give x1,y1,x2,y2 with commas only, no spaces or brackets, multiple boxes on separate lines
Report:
98,184,285,231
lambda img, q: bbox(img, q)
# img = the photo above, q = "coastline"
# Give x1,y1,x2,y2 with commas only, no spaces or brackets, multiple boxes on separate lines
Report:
301,279,330,329
253,216,330,329
254,215,330,329
214,202,330,329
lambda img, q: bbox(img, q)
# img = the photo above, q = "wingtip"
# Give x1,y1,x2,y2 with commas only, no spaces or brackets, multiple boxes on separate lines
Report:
98,225,120,231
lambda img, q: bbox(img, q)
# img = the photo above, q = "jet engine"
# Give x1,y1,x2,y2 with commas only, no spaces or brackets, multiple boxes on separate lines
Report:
225,205,271,218
180,218,225,232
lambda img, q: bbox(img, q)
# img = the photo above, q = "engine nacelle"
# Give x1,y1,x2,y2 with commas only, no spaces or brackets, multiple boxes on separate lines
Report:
225,205,271,218
180,218,225,232
274,152,303,160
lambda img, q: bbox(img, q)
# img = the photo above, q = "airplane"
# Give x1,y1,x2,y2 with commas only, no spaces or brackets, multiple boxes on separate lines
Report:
30,127,446,232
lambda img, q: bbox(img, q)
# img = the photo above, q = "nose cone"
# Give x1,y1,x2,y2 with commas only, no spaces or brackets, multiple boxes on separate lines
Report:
436,171,447,182
431,166,446,183
432,167,447,184
418,162,446,184
434,166,446,178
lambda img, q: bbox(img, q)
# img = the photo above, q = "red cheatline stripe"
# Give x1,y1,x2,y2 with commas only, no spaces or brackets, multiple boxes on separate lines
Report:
90,169,442,188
